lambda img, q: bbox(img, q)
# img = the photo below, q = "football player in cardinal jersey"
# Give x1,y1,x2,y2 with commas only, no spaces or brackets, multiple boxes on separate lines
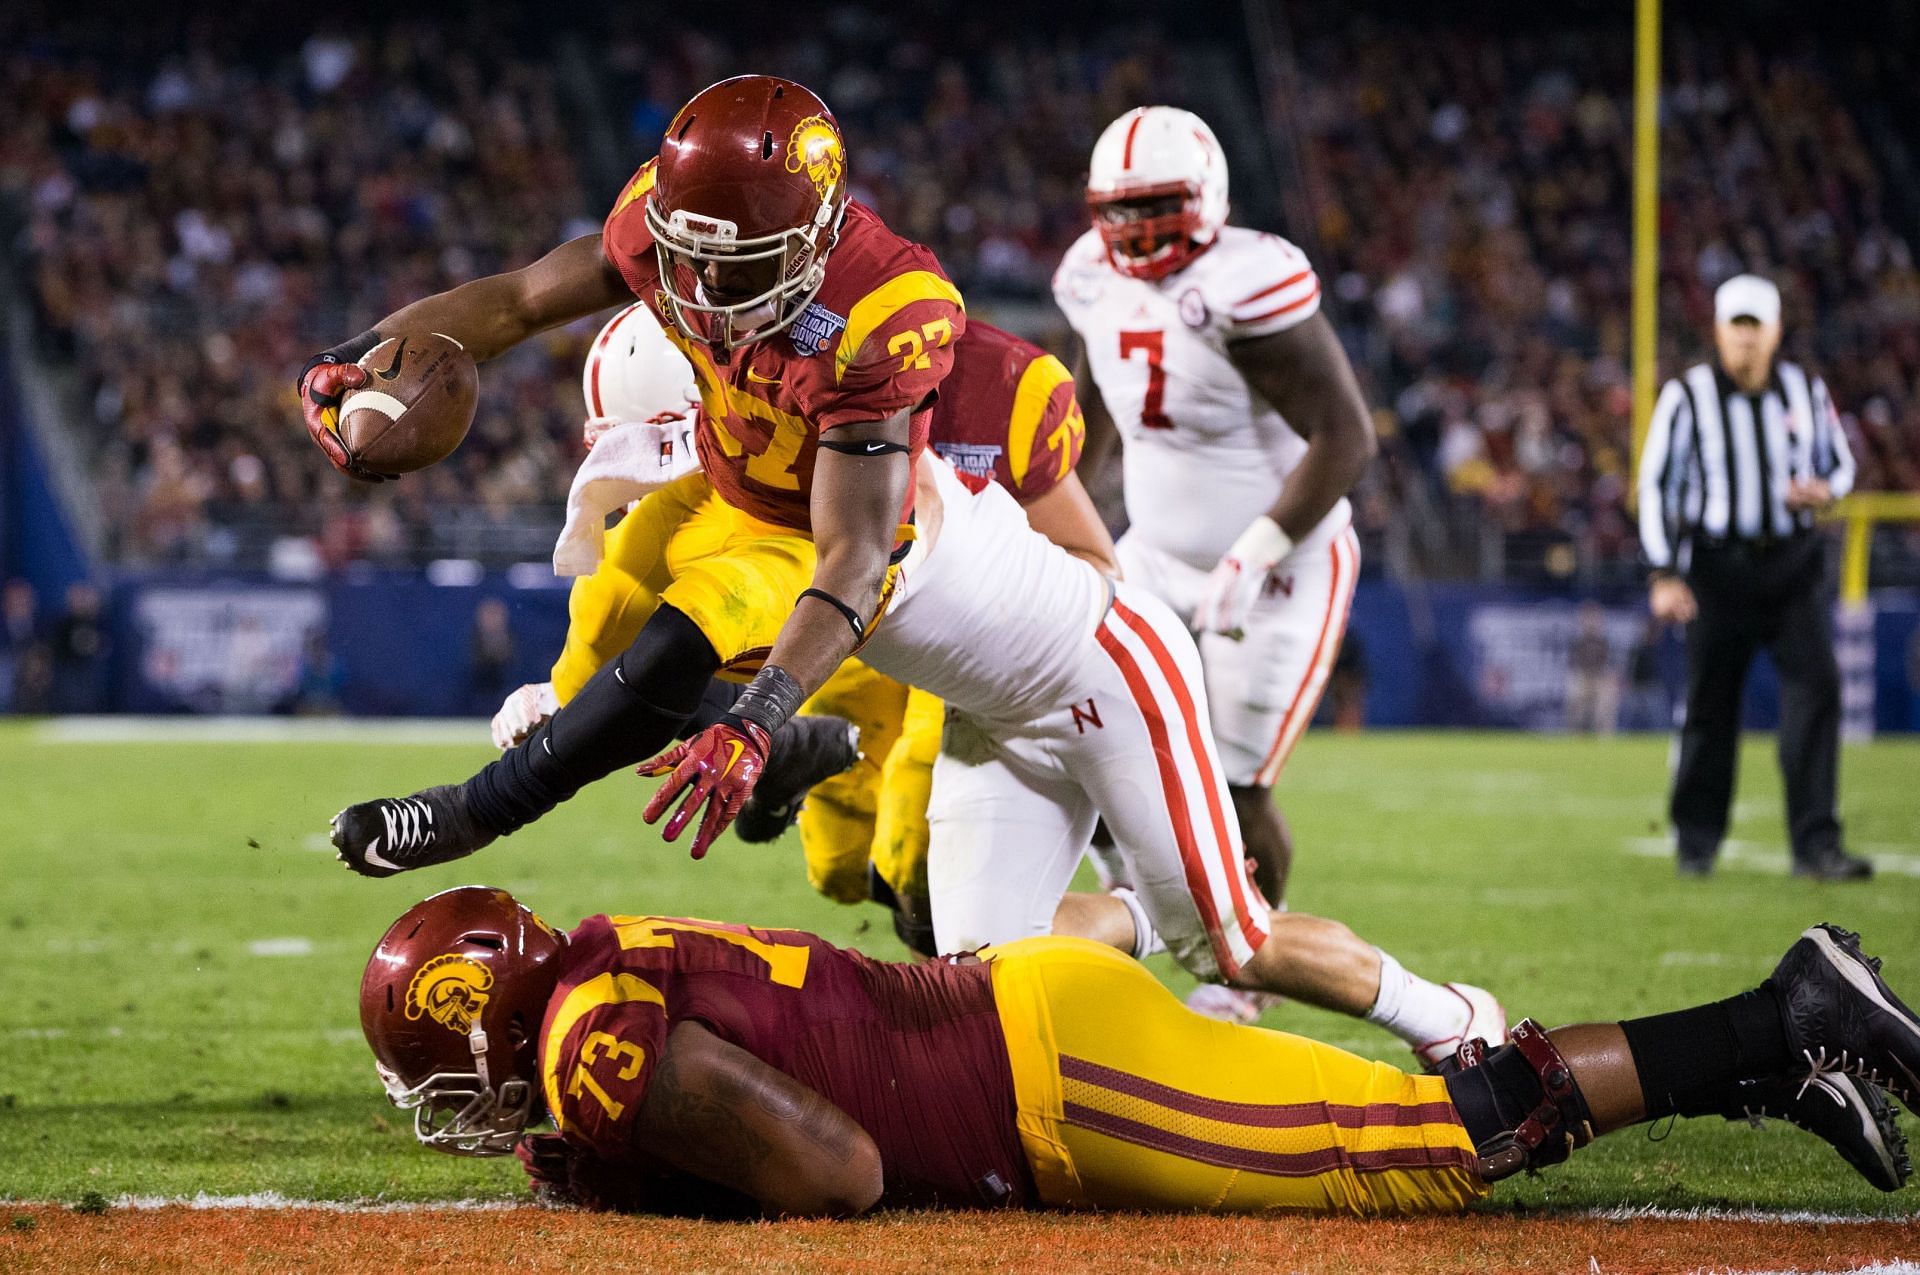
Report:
1053,108,1375,918
309,76,967,872
495,311,1121,954
362,887,1916,1216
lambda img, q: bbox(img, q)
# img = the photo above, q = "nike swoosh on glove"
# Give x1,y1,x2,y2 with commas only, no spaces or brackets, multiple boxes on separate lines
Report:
1192,514,1295,638
300,360,394,482
637,717,771,860
491,682,559,750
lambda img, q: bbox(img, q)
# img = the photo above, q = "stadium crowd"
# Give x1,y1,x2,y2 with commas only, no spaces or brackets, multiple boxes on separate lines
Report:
3,10,1916,573
1293,22,1920,572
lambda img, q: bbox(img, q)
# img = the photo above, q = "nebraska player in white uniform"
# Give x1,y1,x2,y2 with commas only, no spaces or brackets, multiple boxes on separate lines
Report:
1054,108,1375,936
861,454,1502,1066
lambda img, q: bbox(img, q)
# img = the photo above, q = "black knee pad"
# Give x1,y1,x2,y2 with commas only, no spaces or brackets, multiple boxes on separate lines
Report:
1440,1020,1596,1182
612,605,723,716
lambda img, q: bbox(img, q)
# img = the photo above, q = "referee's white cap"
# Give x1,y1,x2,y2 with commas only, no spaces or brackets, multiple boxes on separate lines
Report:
1715,273,1781,327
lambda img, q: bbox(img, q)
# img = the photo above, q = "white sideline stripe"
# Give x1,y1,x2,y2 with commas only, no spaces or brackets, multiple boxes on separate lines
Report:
35,716,491,745
109,1192,530,1213
1623,837,1920,878
8,1197,1904,1222
1579,1205,1914,1225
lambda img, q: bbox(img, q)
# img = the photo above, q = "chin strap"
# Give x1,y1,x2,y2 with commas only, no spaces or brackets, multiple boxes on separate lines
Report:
1440,1018,1597,1182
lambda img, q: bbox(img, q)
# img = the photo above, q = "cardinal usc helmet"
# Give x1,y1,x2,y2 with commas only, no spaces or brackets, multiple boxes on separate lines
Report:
360,886,566,1156
646,75,850,352
1086,106,1229,280
581,301,700,425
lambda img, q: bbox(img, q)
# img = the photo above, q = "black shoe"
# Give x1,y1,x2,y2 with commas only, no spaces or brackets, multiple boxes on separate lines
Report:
1725,1072,1911,1192
1770,924,1920,1109
732,715,858,844
1677,857,1715,879
331,785,496,878
1791,852,1874,882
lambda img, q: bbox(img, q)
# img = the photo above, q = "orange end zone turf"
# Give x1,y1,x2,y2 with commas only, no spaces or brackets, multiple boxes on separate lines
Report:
4,1207,1916,1274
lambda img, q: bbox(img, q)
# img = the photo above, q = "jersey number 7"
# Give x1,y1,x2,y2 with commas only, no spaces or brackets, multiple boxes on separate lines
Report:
1118,331,1172,430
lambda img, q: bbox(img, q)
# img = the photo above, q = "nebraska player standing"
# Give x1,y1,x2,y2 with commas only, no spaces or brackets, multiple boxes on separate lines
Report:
1053,107,1376,920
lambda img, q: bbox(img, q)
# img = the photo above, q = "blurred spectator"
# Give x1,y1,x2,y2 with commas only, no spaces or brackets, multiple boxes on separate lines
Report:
467,597,515,715
1327,632,1369,731
1564,602,1619,734
1621,618,1672,732
293,630,345,716
49,582,110,714
2,579,49,714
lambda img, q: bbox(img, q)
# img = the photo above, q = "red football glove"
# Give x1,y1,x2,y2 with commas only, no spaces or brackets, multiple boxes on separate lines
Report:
638,717,771,859
300,360,393,482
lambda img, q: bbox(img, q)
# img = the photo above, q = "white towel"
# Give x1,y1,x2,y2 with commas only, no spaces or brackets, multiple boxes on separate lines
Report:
552,418,700,577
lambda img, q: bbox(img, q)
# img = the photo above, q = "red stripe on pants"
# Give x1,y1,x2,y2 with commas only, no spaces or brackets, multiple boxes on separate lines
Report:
1112,601,1265,952
1094,618,1239,977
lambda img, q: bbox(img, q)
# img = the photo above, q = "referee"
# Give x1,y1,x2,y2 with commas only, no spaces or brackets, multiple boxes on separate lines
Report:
1636,274,1868,881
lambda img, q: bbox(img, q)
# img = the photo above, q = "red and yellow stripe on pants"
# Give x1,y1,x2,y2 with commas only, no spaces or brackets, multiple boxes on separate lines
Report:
987,936,1487,1216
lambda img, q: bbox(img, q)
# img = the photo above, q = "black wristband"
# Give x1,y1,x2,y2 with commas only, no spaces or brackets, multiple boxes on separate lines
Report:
818,436,910,457
297,328,383,393
798,587,866,643
728,664,805,736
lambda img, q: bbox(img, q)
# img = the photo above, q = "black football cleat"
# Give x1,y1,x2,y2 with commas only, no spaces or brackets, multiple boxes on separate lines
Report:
1791,852,1874,882
732,715,859,843
331,785,496,878
1770,924,1920,1110
1725,1072,1911,1192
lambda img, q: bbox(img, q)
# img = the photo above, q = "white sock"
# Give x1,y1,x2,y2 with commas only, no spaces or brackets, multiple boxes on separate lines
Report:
1111,887,1165,960
1364,948,1468,1048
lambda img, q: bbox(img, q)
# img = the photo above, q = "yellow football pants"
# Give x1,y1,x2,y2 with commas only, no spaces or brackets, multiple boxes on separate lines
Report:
987,937,1488,1215
794,660,943,905
550,473,820,701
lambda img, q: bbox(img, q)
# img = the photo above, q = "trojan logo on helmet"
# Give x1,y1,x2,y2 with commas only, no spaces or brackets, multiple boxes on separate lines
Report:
644,76,852,353
360,886,565,1156
405,953,494,1035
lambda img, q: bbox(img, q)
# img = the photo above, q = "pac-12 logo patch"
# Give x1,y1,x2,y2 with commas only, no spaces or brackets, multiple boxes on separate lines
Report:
790,301,847,357
405,954,493,1035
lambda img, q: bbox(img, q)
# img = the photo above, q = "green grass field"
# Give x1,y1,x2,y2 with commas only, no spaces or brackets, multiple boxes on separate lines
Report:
2,720,1916,1217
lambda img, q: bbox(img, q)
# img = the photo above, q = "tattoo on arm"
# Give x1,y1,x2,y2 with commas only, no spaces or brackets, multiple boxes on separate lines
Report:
639,1037,775,1184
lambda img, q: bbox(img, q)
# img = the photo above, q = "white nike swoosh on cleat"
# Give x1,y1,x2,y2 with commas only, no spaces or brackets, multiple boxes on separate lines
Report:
360,838,404,873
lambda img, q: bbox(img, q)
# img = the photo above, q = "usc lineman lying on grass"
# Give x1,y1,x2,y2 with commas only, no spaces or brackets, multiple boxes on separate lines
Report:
314,75,963,870
362,887,1915,1216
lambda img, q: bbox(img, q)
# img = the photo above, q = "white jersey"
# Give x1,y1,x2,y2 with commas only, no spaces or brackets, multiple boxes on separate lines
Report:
1052,224,1347,569
862,456,1110,725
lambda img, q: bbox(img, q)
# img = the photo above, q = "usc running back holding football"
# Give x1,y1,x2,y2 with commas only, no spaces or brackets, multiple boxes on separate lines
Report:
310,75,964,873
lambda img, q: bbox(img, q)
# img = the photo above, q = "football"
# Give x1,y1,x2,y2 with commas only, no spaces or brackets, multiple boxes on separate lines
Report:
336,333,478,475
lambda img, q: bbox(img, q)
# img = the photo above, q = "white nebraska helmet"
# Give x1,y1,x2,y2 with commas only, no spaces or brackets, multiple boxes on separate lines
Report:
580,302,701,425
1086,106,1230,280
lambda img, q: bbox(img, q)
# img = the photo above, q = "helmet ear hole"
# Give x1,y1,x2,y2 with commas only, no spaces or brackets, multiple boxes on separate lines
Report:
762,131,775,160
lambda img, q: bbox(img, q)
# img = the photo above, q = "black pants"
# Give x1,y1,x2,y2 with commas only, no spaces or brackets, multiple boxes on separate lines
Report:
1671,536,1843,867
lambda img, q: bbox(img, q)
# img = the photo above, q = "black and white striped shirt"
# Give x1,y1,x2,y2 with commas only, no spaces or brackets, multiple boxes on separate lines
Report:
1636,359,1856,571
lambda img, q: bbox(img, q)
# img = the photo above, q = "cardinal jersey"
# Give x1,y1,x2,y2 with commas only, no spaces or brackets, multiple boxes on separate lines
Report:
604,163,965,532
538,913,1032,1209
929,322,1085,505
1052,225,1343,569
